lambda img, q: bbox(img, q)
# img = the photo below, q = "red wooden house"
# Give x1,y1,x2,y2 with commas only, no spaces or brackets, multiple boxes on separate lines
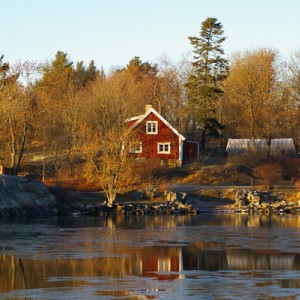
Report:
126,105,199,165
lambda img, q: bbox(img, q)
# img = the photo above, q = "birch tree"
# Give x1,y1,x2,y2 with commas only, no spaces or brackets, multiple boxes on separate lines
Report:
98,127,139,206
0,61,42,174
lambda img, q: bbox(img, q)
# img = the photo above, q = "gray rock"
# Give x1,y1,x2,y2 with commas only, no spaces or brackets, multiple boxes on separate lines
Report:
86,204,95,210
165,192,177,202
0,175,56,218
176,192,187,201
247,193,260,205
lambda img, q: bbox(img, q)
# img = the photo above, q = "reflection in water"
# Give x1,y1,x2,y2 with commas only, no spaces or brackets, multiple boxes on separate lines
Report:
0,247,183,292
0,214,300,299
1,246,300,292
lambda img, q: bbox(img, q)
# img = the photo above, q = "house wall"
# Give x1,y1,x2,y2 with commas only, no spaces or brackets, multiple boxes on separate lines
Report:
126,119,138,127
132,112,180,161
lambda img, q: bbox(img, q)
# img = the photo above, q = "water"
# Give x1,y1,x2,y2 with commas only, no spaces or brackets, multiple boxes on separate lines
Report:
0,214,300,299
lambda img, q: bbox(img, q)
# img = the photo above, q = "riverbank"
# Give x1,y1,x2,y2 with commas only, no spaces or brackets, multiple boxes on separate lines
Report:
0,175,300,218
51,186,300,216
173,186,300,214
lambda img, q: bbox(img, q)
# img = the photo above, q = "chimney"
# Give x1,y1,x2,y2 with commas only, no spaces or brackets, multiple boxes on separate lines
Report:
145,104,152,112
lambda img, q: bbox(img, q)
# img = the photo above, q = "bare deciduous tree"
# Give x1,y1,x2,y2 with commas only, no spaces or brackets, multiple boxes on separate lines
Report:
98,127,139,206
0,61,42,174
223,49,281,144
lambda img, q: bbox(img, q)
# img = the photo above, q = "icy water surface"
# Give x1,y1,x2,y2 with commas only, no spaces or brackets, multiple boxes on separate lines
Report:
0,214,300,299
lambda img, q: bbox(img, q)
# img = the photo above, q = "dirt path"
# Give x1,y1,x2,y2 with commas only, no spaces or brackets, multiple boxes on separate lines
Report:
167,183,245,192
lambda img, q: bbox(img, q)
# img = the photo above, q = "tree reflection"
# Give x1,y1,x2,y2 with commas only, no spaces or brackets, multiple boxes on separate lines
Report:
1,244,300,293
1,214,300,298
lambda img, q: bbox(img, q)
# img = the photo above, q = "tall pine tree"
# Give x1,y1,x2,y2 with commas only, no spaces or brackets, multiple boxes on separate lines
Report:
186,17,228,149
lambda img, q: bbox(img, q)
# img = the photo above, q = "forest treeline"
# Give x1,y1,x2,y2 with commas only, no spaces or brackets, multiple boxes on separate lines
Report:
0,18,299,195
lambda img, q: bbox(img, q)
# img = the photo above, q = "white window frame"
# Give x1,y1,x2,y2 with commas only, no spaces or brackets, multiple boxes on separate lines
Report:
146,121,158,134
158,258,171,272
158,142,170,154
130,142,142,153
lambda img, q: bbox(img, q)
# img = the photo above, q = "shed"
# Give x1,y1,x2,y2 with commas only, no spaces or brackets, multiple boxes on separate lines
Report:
270,138,296,156
183,140,200,162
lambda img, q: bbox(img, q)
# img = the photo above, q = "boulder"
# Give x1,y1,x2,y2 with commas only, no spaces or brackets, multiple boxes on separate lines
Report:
165,192,177,202
176,192,187,201
247,192,260,206
0,175,56,218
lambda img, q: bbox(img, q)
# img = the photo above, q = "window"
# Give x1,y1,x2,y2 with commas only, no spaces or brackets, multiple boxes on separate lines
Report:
158,142,170,154
158,258,171,272
130,142,142,153
146,121,158,134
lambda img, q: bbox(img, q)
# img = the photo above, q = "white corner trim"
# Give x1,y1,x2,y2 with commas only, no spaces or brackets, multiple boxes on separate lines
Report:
179,137,184,165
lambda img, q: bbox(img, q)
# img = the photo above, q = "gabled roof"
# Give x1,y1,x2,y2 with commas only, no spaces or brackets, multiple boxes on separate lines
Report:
126,115,144,122
126,106,185,141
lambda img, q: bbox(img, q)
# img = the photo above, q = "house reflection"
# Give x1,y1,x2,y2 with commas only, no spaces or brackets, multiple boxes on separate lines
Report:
136,246,183,280
0,246,183,293
1,242,300,293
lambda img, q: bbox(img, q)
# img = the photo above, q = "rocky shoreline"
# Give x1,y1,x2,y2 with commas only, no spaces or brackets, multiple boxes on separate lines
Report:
41,188,300,216
232,189,300,215
0,175,300,218
59,199,199,217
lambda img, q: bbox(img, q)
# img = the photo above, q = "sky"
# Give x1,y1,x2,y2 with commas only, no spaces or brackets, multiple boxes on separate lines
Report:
2,0,300,72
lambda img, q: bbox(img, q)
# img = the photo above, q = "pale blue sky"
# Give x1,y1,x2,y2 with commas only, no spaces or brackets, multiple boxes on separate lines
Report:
2,0,300,71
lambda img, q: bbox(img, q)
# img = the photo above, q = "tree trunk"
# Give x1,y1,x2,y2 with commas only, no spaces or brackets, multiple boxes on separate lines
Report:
14,121,29,175
8,116,17,174
200,128,206,151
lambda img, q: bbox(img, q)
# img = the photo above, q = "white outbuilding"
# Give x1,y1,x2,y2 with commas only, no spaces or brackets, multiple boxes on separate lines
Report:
226,138,297,156
226,139,267,155
269,138,296,156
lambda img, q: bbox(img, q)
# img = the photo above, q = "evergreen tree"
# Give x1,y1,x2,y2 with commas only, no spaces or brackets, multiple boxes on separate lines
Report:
40,51,74,94
124,56,158,80
75,60,99,88
0,55,17,88
0,55,8,88
0,55,9,74
186,17,228,149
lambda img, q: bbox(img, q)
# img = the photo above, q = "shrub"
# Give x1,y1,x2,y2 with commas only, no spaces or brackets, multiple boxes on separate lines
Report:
255,163,283,189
